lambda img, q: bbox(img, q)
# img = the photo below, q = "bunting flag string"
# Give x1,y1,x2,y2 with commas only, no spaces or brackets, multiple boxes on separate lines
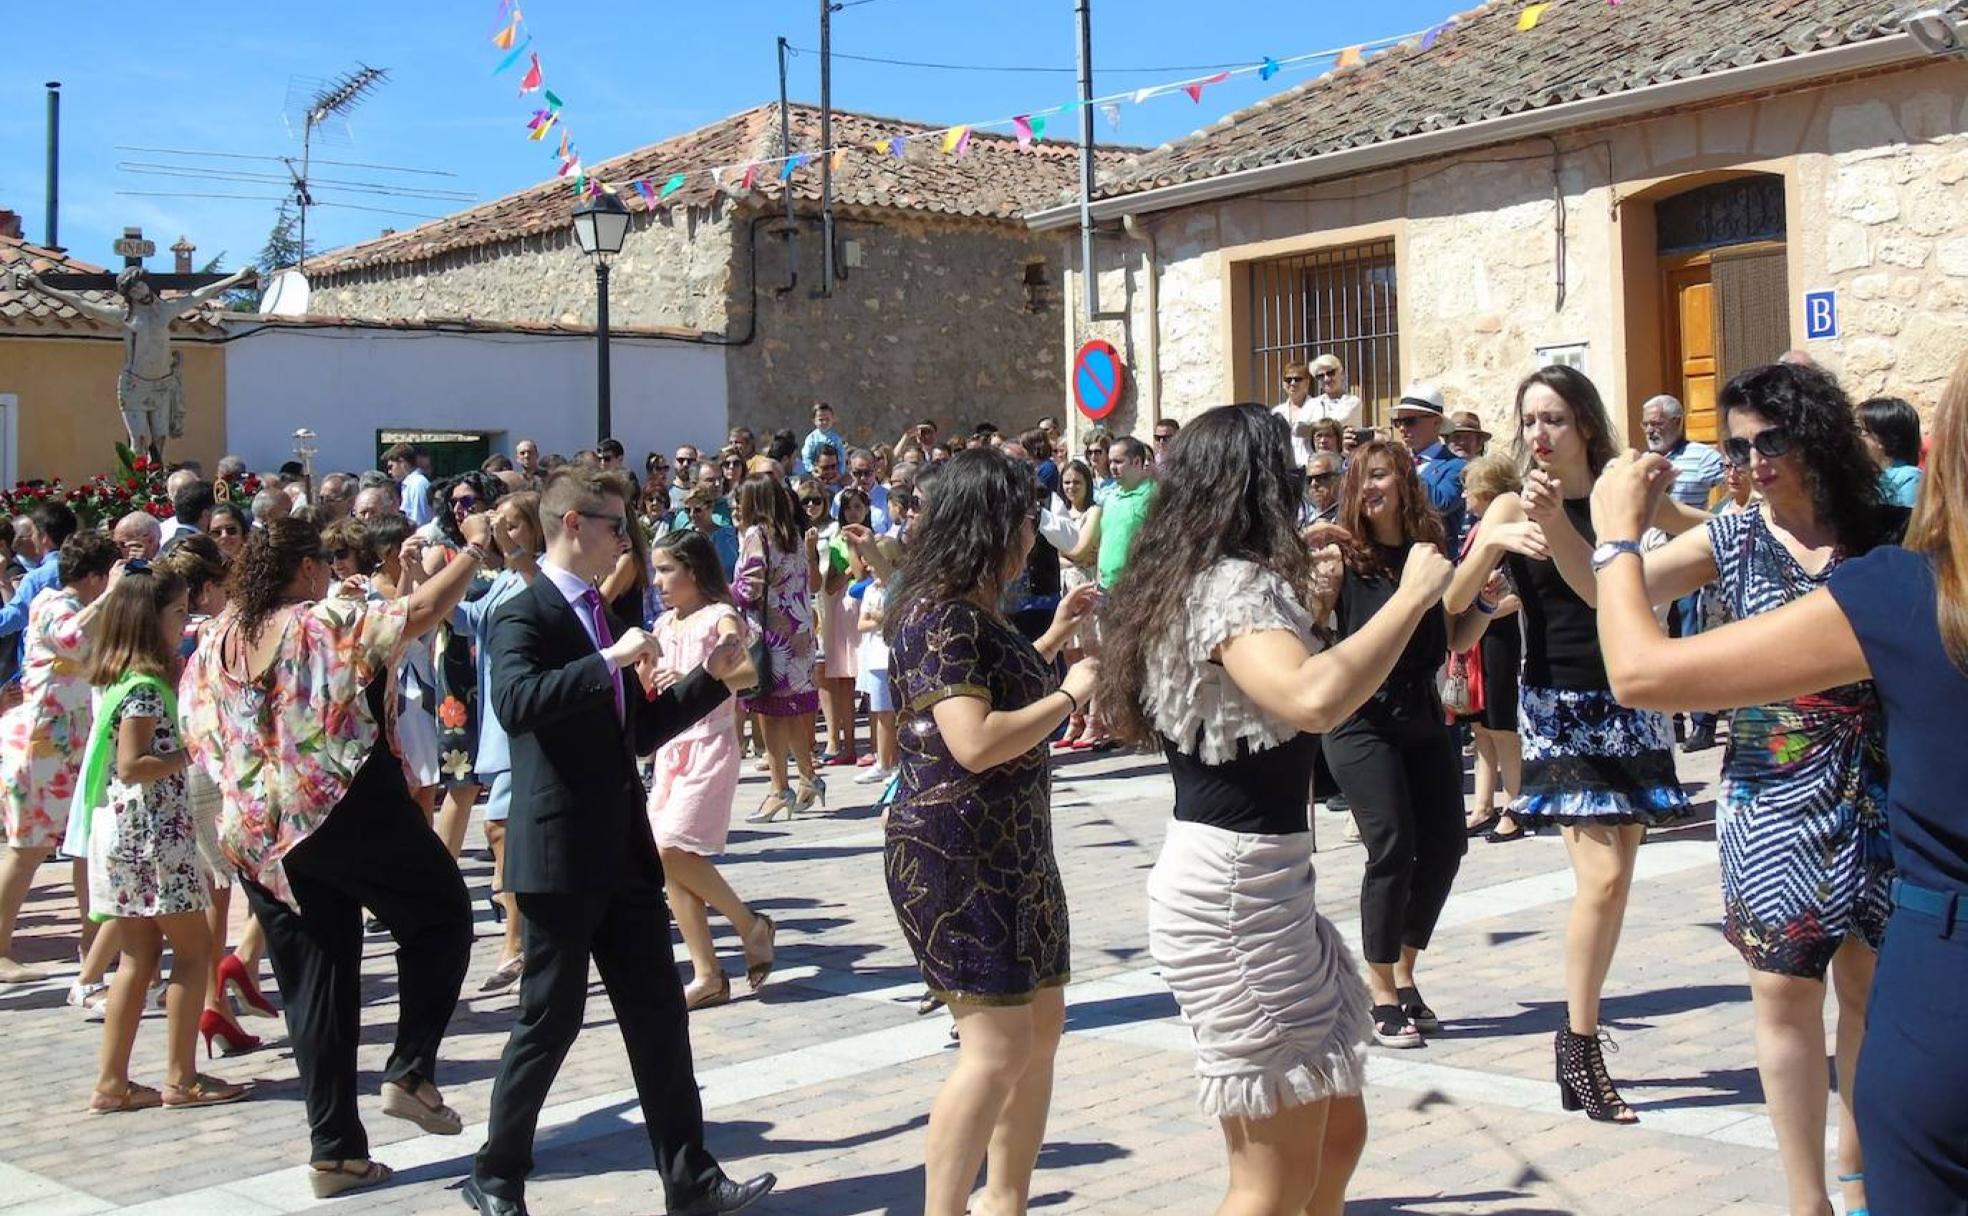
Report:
482,0,1620,208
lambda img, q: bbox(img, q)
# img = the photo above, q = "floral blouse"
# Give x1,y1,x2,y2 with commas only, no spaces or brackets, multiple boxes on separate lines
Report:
180,595,408,908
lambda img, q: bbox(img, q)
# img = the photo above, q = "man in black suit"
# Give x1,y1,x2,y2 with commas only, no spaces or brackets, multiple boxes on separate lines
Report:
464,469,774,1216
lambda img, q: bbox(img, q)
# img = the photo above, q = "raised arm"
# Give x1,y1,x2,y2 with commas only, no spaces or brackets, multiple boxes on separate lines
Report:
22,275,126,326
1520,470,1599,606
180,267,256,309
1591,452,1868,711
1445,494,1547,614
1220,545,1454,735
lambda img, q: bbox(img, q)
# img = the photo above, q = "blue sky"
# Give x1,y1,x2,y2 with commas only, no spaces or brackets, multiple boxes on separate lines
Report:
4,0,1455,273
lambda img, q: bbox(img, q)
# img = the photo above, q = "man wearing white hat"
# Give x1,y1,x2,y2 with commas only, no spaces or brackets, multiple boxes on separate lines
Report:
1393,383,1470,544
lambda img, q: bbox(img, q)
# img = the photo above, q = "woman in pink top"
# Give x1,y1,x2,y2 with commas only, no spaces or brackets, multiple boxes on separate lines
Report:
647,531,776,1011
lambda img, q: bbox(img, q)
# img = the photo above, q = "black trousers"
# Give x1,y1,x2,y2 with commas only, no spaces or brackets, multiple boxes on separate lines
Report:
1323,700,1467,966
473,872,723,1209
241,745,473,1164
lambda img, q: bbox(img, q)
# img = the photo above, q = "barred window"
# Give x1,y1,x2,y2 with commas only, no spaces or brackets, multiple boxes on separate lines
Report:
1244,240,1400,423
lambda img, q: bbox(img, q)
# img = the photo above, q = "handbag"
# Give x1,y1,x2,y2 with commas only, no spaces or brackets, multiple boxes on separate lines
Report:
1438,645,1483,719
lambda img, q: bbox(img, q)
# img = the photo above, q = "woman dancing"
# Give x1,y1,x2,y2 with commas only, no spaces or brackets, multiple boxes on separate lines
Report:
1589,362,1902,1213
884,447,1096,1216
1445,366,1689,1124
1101,404,1454,1215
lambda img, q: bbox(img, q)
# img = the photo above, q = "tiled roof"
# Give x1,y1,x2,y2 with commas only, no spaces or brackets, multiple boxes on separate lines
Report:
222,313,709,340
1099,0,1952,198
0,235,223,335
311,103,1137,277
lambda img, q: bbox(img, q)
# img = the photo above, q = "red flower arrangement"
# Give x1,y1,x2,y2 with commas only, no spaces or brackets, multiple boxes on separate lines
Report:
0,446,261,528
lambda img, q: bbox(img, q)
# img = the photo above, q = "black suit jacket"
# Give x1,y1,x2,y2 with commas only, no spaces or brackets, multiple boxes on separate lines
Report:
489,575,731,895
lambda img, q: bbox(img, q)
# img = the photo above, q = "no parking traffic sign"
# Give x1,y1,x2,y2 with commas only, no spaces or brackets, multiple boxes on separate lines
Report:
1073,339,1125,421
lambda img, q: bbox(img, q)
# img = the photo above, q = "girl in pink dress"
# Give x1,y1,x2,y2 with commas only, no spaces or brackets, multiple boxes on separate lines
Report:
647,531,777,1011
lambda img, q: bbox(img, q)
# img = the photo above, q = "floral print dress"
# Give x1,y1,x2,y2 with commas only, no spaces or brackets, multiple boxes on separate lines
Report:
87,685,205,919
180,596,408,910
734,526,819,717
0,589,91,849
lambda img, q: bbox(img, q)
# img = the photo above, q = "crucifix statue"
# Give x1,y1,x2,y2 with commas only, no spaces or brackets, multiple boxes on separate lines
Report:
15,228,255,458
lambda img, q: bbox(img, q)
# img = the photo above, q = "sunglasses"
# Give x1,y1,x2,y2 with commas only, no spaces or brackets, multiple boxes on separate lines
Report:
1282,375,1305,385
1314,370,1336,379
1308,472,1340,485
1154,432,1175,442
328,547,356,562
1722,427,1794,466
722,458,744,468
577,510,630,538
801,497,827,507
1390,416,1425,428
850,468,876,479
451,495,479,512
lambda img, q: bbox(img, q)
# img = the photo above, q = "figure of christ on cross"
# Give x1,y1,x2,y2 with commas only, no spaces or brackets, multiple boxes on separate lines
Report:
20,264,255,457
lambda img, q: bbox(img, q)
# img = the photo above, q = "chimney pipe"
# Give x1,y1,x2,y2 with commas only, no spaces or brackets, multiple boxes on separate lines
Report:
172,236,195,274
44,82,60,251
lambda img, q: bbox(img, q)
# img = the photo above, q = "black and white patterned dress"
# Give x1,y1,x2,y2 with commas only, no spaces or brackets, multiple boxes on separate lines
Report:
1707,506,1892,979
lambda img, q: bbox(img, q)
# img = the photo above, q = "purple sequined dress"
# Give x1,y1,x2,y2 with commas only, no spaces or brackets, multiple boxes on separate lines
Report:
886,598,1069,1005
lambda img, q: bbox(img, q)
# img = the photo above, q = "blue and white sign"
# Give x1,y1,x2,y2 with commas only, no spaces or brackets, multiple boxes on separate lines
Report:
1804,289,1839,341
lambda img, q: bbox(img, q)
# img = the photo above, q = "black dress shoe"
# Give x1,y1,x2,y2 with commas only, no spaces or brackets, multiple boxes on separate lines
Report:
670,1173,777,1215
1680,727,1717,754
462,1176,529,1216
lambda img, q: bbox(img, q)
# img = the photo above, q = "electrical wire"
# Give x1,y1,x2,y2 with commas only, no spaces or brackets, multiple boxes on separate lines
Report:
786,44,1248,74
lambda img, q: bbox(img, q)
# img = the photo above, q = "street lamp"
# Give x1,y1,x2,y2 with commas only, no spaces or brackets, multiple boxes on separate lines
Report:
571,191,631,444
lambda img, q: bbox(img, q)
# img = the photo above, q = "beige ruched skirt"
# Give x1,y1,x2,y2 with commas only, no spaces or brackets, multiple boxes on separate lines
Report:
1147,819,1370,1120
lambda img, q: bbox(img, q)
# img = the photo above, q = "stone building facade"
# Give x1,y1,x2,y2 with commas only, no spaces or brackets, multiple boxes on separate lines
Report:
1036,1,1968,449
309,104,1126,452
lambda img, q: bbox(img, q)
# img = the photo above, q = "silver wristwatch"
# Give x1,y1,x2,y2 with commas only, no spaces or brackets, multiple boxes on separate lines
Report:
1589,539,1643,572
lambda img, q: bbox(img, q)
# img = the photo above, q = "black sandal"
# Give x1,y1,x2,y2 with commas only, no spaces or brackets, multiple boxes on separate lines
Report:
1464,813,1500,838
1370,1003,1423,1049
1486,820,1529,843
916,991,946,1016
1396,985,1441,1033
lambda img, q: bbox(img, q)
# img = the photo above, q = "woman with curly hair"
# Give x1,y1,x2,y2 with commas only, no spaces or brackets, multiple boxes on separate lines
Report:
1318,441,1489,1049
1099,405,1453,1216
180,519,484,1199
882,447,1097,1216
1446,365,1690,1126
1577,362,1903,1215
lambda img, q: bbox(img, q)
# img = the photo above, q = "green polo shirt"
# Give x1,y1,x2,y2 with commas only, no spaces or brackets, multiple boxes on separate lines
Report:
1097,479,1154,588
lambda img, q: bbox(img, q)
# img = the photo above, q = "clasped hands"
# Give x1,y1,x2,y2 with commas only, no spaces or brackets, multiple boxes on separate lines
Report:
605,627,748,699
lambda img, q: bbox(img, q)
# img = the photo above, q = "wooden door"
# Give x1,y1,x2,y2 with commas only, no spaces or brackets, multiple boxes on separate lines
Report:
1662,260,1719,443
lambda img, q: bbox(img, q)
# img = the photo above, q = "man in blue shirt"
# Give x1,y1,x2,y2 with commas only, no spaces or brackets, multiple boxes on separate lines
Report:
0,502,79,665
683,487,740,581
1642,394,1727,752
384,442,434,526
1393,384,1470,546
837,448,889,532
800,402,846,477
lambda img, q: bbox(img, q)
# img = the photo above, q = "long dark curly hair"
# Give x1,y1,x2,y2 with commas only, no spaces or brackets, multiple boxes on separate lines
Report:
228,517,325,640
884,447,1035,649
1720,362,1892,554
1096,404,1313,747
1334,439,1446,578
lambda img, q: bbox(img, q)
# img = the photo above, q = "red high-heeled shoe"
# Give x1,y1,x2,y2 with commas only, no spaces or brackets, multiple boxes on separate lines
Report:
217,954,278,1019
199,1008,263,1058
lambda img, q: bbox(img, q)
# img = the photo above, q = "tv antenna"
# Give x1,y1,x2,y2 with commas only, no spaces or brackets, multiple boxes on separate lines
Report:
115,66,474,270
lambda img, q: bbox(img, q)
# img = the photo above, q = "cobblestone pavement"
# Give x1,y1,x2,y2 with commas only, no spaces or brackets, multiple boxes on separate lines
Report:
0,740,1843,1215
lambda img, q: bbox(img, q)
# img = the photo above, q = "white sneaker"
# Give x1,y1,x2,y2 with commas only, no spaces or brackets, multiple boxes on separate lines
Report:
67,980,109,1021
855,765,893,786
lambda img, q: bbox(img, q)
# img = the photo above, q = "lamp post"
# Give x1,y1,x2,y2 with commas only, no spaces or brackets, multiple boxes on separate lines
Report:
571,191,631,444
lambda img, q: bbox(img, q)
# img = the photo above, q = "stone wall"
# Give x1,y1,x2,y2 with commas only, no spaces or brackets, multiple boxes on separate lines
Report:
309,202,740,333
727,206,1072,447
1070,58,1968,442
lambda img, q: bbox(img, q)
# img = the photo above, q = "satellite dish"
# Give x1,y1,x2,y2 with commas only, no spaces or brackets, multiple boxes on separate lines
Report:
261,268,312,317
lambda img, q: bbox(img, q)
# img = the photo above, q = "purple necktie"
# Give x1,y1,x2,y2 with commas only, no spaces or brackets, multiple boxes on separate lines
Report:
581,588,625,720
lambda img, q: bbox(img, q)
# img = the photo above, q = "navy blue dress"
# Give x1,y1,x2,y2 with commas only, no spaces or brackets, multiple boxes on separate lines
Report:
1827,545,1968,1214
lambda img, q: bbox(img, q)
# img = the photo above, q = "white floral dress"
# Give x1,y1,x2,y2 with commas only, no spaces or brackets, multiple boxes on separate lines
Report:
87,686,206,918
0,589,91,849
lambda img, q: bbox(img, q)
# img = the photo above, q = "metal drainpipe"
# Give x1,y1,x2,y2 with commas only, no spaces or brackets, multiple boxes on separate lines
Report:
1122,213,1161,433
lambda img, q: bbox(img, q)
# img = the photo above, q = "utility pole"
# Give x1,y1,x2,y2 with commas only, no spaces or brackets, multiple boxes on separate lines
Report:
1075,0,1096,318
776,36,799,290
819,0,836,297
44,82,61,251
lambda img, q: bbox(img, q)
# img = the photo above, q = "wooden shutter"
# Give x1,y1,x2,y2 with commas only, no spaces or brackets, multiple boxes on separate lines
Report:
1712,245,1790,384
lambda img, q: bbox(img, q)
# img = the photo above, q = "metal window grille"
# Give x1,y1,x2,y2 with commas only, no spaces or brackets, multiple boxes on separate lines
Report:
1245,240,1400,423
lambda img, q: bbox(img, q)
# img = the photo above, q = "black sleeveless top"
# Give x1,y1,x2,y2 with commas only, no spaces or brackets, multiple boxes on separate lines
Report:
1166,733,1320,836
1506,496,1607,692
1332,542,1449,712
